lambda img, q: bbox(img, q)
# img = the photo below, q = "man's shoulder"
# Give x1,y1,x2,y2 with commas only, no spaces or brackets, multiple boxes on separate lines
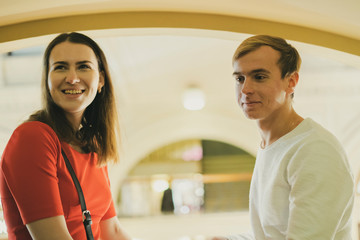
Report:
289,119,351,171
274,118,348,165
301,118,343,150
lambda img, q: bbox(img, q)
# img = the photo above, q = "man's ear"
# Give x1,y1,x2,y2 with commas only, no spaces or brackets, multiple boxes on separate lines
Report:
286,72,299,96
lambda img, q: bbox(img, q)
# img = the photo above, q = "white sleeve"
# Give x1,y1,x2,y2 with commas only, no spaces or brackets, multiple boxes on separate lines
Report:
226,232,254,240
286,140,354,239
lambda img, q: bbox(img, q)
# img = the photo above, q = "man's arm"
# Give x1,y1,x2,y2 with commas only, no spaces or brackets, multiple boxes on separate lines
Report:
208,233,254,240
287,140,354,239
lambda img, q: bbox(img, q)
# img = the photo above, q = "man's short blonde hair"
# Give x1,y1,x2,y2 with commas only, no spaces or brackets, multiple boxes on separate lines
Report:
233,35,301,79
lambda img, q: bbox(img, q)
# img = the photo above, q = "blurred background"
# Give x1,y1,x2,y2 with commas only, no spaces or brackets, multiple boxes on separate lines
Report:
0,0,360,239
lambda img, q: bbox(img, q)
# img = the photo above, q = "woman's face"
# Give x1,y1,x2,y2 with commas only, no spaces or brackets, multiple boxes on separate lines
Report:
48,41,104,121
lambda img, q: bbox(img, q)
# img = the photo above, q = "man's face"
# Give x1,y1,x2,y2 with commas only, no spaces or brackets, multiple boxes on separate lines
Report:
232,45,293,121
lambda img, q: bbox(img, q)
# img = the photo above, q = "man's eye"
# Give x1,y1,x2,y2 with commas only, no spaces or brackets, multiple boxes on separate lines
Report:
235,76,245,83
255,75,266,81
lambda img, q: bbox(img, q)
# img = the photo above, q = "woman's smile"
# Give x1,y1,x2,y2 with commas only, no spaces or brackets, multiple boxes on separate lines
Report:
62,89,85,95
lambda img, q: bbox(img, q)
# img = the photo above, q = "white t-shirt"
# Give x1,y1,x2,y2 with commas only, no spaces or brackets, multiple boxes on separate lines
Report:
228,118,354,240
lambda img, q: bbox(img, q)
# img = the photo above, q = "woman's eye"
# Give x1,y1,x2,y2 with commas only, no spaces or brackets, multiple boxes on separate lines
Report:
78,64,91,70
54,65,66,70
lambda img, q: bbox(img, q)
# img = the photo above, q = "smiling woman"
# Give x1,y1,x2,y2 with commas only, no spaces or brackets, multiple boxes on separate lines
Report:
0,32,131,240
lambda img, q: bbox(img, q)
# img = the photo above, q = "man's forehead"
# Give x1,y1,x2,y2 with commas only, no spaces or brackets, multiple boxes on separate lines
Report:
233,46,280,73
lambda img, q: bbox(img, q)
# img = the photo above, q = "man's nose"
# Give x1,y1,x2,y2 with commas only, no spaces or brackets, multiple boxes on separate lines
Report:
241,79,254,94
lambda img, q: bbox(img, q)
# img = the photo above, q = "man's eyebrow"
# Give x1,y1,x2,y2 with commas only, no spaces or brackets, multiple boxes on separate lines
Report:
232,68,270,76
250,68,270,74
232,71,242,76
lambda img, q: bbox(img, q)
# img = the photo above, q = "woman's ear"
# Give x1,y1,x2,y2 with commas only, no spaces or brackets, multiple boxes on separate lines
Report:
98,72,105,93
286,72,299,96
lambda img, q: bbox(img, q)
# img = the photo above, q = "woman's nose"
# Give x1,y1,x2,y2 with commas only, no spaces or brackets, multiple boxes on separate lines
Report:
65,69,80,84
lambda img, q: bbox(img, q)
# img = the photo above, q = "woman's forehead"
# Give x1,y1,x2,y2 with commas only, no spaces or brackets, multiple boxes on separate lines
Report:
49,42,97,63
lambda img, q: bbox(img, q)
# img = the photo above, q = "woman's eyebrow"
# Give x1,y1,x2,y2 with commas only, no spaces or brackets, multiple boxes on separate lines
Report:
76,60,93,65
52,61,68,66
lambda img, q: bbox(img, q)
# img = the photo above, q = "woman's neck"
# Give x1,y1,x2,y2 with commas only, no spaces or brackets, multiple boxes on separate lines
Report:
65,112,83,130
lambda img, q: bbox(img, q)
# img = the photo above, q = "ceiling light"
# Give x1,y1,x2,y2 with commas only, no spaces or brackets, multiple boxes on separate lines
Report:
182,87,206,111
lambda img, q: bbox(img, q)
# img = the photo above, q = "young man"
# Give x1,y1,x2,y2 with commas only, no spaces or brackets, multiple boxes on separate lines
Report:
214,35,354,239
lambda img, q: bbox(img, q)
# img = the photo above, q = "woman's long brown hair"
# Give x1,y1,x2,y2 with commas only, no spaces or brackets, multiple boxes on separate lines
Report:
28,32,120,166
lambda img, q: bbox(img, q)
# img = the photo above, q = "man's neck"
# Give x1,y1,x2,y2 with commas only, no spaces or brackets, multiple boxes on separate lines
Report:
257,108,304,149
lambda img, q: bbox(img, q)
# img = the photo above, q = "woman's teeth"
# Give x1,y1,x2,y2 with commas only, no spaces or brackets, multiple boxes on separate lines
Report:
64,90,83,94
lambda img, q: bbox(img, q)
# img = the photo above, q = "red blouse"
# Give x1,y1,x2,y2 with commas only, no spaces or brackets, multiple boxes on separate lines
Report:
0,121,116,239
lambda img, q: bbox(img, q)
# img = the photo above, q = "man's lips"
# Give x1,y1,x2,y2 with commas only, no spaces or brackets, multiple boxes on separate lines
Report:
242,101,261,105
241,101,261,108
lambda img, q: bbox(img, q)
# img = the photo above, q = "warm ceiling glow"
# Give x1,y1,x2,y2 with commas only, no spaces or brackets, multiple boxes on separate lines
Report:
182,87,205,111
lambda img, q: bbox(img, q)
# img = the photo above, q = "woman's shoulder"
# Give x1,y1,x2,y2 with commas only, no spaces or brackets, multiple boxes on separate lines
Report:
2,122,62,169
16,121,53,133
13,121,59,144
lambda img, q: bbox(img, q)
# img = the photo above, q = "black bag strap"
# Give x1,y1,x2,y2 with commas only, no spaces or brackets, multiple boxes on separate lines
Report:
61,149,94,240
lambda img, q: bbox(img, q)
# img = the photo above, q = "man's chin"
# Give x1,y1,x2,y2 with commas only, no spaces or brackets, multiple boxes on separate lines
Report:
242,111,259,120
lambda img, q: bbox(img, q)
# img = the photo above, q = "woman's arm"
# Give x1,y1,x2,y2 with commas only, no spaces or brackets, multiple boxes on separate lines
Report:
26,215,73,240
99,216,131,240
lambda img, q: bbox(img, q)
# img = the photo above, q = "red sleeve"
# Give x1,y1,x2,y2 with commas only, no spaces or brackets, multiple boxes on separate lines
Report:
101,166,117,221
1,121,64,224
102,200,117,221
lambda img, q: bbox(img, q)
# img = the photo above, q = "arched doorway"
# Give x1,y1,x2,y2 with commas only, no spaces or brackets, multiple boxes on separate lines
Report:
117,139,255,217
